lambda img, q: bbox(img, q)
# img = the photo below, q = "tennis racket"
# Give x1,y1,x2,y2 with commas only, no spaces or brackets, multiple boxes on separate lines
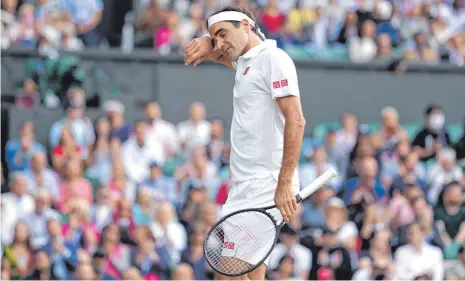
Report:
203,167,338,277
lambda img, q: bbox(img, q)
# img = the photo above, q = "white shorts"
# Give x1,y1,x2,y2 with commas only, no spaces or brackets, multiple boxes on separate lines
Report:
219,174,299,267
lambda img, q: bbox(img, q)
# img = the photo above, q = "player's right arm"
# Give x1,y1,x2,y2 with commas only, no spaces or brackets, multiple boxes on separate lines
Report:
184,37,235,70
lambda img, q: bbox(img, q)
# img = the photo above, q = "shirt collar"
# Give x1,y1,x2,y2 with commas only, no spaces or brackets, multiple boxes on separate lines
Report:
241,39,276,59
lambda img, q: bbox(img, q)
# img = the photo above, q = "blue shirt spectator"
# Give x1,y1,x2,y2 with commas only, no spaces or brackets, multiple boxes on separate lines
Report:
5,121,45,173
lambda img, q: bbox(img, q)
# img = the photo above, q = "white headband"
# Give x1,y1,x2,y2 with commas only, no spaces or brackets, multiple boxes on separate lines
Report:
207,11,266,39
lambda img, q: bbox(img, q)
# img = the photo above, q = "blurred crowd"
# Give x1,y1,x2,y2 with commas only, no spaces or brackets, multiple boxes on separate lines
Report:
2,86,465,280
2,0,464,64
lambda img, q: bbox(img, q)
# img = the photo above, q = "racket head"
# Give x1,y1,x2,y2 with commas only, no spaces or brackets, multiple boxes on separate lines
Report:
203,207,282,277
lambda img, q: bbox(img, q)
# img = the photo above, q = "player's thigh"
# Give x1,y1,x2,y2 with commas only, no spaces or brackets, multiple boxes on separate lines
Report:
246,263,267,281
215,256,250,280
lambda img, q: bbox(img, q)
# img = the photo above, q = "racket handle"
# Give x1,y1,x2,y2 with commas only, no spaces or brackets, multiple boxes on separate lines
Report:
295,167,338,203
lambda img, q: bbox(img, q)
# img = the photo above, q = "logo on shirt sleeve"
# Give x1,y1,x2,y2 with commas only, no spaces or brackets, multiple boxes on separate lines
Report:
272,81,281,89
281,79,288,87
243,67,250,75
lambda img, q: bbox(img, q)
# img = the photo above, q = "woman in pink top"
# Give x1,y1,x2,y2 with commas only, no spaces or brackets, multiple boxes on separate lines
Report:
56,159,93,213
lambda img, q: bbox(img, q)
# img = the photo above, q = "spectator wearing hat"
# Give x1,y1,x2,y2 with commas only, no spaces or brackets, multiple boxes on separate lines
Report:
394,221,444,280
413,105,452,163
268,224,312,280
121,120,165,185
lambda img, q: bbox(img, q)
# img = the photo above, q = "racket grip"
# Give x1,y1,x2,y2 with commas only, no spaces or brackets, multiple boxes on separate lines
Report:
295,167,338,203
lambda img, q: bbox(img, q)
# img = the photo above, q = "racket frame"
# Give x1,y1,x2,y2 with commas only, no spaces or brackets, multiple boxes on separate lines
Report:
203,204,283,277
203,167,338,276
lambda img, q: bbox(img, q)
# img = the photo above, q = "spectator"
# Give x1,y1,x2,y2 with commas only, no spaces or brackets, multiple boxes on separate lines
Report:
205,118,226,170
24,151,60,198
150,202,188,264
348,19,378,63
104,100,132,143
413,105,452,163
177,102,212,156
306,226,353,280
341,156,386,205
3,222,33,279
25,189,61,250
175,145,219,200
372,106,409,153
15,79,40,109
5,121,45,173
56,159,93,213
394,221,444,280
85,117,113,185
130,226,171,279
269,225,312,280
444,245,465,279
51,126,82,175
428,148,463,205
49,101,95,160
145,101,180,157
300,146,341,190
301,185,335,228
132,187,155,226
180,223,212,280
89,186,113,231
1,173,35,245
66,0,103,46
434,181,465,259
7,3,37,47
141,162,179,206
26,249,60,280
122,120,165,184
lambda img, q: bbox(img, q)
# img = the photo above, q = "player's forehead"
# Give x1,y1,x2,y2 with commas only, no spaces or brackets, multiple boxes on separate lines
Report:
209,21,236,37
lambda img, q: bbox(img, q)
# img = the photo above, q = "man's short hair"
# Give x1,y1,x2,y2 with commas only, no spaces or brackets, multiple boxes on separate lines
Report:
425,104,442,116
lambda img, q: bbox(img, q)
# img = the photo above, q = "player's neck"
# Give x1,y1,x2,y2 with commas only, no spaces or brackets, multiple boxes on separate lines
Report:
242,35,263,56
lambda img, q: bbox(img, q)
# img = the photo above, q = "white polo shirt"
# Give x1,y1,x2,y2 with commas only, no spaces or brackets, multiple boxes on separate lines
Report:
230,39,300,186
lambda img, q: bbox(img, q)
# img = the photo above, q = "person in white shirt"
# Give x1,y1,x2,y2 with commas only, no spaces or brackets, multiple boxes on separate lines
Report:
1,172,35,245
145,102,180,156
184,6,306,280
121,120,165,184
177,102,212,156
394,221,444,280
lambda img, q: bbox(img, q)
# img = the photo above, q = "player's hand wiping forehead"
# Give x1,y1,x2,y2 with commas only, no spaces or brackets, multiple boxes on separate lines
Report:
184,37,214,67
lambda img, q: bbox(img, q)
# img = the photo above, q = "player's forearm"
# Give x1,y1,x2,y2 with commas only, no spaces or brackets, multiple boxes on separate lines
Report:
278,117,306,184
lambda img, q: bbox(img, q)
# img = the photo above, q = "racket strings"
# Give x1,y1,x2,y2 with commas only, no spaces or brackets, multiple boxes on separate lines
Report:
204,211,277,275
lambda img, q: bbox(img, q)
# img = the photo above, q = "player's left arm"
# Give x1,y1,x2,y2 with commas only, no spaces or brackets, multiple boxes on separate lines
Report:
268,49,306,223
276,96,306,183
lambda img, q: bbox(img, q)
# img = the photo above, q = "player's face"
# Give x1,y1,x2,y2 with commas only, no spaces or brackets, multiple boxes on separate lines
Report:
210,21,249,61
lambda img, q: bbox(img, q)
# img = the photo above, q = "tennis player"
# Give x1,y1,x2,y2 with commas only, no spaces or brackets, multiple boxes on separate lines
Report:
184,6,306,280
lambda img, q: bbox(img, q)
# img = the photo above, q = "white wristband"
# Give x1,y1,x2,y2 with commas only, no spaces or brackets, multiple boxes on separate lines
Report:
202,33,211,38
